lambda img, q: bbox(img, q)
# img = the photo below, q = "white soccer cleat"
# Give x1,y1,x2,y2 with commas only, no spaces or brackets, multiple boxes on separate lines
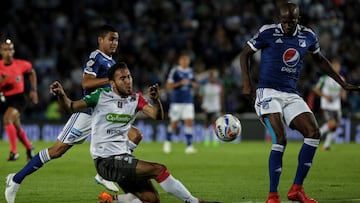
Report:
163,141,172,154
185,145,197,154
5,173,20,203
94,174,119,192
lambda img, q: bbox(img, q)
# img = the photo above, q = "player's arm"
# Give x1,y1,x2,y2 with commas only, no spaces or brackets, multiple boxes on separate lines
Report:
82,73,109,89
312,52,360,91
142,84,164,120
28,68,39,104
50,81,88,113
239,44,256,98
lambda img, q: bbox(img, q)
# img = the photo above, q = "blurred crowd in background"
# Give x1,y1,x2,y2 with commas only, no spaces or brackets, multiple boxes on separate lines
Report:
1,0,360,121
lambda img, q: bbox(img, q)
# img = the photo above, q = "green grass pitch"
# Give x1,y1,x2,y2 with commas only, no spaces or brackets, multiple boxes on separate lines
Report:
1,141,360,203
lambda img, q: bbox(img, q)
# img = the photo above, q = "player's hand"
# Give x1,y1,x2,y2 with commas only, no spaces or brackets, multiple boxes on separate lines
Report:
242,85,255,104
29,91,39,104
50,81,65,97
342,83,360,91
148,83,160,101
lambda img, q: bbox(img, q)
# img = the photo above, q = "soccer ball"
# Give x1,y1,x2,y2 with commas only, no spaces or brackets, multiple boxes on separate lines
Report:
214,114,242,142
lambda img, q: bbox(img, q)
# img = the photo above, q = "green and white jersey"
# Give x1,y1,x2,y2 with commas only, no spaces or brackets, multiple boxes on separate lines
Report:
316,75,342,111
84,87,148,159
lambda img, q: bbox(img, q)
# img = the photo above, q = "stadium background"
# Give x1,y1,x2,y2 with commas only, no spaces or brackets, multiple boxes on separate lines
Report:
1,0,360,142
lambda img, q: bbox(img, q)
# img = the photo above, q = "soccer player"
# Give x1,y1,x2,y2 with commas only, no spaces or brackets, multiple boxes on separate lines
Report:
163,51,198,154
0,39,37,161
239,2,360,203
313,58,346,151
5,25,143,203
199,69,224,146
50,62,219,203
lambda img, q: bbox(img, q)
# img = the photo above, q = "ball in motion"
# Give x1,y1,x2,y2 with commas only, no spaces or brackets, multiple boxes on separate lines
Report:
214,114,242,142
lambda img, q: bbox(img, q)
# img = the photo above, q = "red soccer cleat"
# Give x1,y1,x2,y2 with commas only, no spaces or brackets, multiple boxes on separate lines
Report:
98,191,113,203
287,184,317,203
266,192,281,203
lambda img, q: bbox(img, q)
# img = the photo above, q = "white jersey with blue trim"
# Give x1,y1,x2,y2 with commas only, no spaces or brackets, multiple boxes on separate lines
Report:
83,87,148,159
167,65,195,103
247,23,320,94
82,49,116,97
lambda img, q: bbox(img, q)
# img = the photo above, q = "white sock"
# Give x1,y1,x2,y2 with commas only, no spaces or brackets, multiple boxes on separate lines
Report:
158,175,198,203
319,123,329,136
114,193,142,203
323,132,335,148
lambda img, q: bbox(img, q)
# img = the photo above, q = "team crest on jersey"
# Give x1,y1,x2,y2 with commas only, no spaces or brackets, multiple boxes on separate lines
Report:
298,39,306,47
283,48,300,67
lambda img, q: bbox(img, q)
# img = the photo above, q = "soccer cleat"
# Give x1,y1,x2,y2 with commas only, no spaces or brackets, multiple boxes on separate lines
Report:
98,191,113,203
7,152,19,161
185,145,197,154
163,141,172,154
322,146,330,151
94,174,119,192
287,184,317,203
266,192,281,203
5,173,20,203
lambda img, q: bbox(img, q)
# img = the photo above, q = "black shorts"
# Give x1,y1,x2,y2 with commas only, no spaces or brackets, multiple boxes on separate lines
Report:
323,110,341,122
94,154,138,185
0,93,27,114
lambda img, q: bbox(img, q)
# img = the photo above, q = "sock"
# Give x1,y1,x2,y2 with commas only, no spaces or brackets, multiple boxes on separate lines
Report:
127,141,138,153
184,126,193,147
156,169,198,203
319,123,329,136
13,149,51,184
294,138,319,185
166,126,173,141
114,193,142,203
5,124,17,153
17,128,32,150
269,144,284,192
323,132,334,148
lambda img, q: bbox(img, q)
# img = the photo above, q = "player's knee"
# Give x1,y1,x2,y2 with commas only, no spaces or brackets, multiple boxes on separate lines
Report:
307,128,321,139
147,193,160,203
48,144,70,159
327,120,338,131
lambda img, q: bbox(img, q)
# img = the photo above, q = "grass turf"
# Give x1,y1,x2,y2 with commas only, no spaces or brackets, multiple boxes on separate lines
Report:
1,141,360,203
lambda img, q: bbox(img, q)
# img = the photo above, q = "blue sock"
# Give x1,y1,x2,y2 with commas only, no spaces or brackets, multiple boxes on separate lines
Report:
13,149,50,184
185,134,192,146
269,144,284,192
294,138,319,185
166,131,172,141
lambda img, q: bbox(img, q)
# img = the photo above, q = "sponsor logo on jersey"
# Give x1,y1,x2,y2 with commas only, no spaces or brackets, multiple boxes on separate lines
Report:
106,127,123,135
106,113,132,123
282,48,300,67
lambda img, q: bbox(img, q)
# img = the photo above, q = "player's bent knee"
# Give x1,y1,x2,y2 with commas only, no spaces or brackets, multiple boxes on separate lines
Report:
48,144,71,159
307,128,321,139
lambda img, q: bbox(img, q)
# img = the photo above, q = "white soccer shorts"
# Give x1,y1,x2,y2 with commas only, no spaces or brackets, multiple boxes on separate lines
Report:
168,103,195,122
254,88,312,126
57,112,92,144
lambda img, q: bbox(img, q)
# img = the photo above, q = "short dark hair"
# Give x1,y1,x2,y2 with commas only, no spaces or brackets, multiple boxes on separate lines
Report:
97,24,117,38
108,62,128,80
